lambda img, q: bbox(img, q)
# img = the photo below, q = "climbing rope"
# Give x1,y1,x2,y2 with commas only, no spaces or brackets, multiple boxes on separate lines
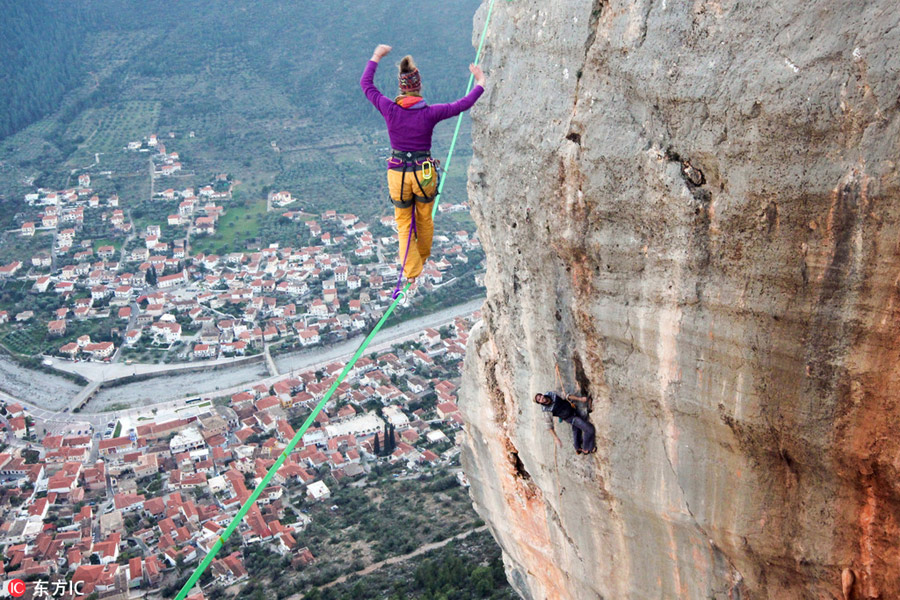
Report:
391,199,417,299
554,363,566,394
174,2,497,598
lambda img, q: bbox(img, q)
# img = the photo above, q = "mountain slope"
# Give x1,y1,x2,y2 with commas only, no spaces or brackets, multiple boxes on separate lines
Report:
0,0,84,139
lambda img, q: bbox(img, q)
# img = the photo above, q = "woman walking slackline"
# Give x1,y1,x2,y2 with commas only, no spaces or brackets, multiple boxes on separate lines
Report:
360,44,485,293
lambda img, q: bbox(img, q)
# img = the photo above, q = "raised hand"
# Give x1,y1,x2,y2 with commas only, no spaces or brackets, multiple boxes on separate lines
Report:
469,63,485,87
372,44,392,62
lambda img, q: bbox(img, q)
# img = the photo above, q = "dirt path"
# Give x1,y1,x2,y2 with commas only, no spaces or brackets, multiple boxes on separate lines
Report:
285,526,488,599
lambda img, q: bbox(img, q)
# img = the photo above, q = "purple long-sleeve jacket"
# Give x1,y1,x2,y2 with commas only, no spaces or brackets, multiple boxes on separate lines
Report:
360,59,483,154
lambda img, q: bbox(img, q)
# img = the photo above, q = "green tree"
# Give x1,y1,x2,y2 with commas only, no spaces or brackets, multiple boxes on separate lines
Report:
471,566,494,596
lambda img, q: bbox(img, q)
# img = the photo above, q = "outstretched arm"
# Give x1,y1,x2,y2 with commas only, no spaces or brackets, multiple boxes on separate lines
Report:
545,412,563,447
428,63,486,123
360,44,395,114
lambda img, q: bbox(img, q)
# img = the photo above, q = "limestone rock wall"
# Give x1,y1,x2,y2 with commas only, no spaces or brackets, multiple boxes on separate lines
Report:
459,1,900,599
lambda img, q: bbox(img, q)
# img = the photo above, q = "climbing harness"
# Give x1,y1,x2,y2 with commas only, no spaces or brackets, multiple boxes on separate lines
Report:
174,1,499,597
390,164,413,209
387,154,439,298
388,154,439,209
391,149,431,161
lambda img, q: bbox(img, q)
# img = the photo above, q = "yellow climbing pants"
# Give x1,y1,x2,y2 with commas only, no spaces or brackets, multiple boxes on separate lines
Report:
388,167,437,280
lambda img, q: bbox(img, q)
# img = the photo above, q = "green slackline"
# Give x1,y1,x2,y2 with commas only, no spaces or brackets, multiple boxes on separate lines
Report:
173,281,409,600
174,2,497,597
432,0,498,218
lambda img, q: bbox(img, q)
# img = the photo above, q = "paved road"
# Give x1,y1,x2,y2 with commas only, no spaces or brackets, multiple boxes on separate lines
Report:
263,344,279,377
44,353,262,383
119,295,485,409
1,389,96,437
5,297,484,435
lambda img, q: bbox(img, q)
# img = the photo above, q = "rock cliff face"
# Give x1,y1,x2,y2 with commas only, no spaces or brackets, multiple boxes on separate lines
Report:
459,1,900,599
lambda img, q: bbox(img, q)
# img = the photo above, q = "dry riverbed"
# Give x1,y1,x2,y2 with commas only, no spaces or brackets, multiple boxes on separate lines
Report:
88,362,270,410
0,356,80,410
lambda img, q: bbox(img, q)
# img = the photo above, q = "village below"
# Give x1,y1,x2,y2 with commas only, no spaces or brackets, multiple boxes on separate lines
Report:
0,129,507,599
0,129,484,369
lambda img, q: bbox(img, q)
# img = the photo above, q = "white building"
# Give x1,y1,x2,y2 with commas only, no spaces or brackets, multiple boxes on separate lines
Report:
300,429,327,447
207,475,227,495
426,430,448,444
306,480,330,502
323,413,384,439
151,321,182,344
298,329,320,346
383,405,410,429
271,191,294,207
170,427,205,454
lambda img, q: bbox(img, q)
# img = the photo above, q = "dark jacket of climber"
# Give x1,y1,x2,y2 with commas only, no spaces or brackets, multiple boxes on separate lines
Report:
534,392,596,455
360,44,485,282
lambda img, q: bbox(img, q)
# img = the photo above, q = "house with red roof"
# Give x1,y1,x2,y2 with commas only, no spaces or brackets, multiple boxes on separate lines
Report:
127,557,143,588
9,416,27,439
114,493,145,513
211,551,248,585
436,401,460,420
72,564,119,595
420,450,440,464
255,395,280,413
98,436,135,457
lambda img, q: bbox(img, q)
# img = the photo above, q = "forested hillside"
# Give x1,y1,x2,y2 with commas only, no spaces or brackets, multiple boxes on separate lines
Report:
0,1,86,139
76,0,482,133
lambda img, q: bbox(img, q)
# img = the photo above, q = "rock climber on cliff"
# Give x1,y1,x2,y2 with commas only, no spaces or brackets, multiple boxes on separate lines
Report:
360,44,485,299
534,392,596,454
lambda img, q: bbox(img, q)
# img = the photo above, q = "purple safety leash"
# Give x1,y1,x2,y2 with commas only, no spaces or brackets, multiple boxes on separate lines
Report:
391,206,417,299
